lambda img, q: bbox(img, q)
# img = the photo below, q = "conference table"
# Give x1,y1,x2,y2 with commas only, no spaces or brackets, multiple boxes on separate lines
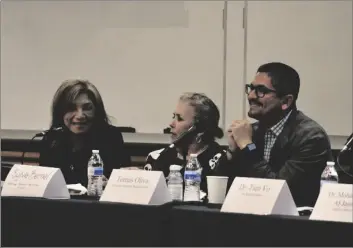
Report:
2,196,352,247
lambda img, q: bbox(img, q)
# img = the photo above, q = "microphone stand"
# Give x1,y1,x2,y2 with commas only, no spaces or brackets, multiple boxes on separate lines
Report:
336,148,353,178
20,127,63,165
335,133,353,179
20,135,41,165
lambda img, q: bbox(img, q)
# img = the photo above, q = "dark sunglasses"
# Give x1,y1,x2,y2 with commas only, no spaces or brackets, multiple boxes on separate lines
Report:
245,84,276,98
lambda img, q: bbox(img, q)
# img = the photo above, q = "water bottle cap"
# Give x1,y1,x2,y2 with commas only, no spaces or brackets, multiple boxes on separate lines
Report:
169,164,182,171
92,150,99,154
327,161,335,166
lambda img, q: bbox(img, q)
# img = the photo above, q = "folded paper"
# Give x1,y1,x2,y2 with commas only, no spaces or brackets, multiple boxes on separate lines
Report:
2,164,70,199
221,177,298,216
100,169,172,205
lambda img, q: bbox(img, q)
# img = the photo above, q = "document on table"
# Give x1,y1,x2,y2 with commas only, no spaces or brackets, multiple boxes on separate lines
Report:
67,184,87,195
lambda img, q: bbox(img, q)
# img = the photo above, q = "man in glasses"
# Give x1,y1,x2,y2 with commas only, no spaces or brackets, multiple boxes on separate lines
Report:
226,62,332,207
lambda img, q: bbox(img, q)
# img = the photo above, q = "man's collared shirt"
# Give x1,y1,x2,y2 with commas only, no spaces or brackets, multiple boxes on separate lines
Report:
263,110,292,161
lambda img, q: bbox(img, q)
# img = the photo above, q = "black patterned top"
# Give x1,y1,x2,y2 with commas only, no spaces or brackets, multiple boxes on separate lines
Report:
144,141,229,193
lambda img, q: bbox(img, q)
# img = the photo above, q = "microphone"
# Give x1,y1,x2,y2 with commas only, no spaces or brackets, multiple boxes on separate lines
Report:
144,125,199,171
21,127,64,164
157,124,198,158
168,125,198,149
34,127,64,137
342,132,353,152
336,132,353,179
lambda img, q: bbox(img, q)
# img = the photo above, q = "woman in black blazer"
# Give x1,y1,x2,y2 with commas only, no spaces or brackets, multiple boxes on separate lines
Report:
39,79,131,186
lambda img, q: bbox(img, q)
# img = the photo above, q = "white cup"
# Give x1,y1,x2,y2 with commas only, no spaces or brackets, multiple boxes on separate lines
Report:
206,176,229,204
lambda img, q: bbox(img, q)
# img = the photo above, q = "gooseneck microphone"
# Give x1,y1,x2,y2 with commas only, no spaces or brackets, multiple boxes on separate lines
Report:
336,132,353,178
21,127,64,165
342,132,353,152
34,127,64,137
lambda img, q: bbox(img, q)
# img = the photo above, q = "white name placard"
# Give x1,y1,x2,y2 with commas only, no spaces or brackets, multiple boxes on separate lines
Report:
221,177,298,216
310,183,352,223
100,169,172,205
1,164,70,199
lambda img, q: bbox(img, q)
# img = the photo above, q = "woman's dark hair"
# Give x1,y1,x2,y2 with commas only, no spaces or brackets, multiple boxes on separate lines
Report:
179,92,224,143
50,79,110,129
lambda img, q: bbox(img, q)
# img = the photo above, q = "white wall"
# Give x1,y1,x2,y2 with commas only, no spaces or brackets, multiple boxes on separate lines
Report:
224,1,247,129
1,1,352,136
1,1,227,133
243,1,352,136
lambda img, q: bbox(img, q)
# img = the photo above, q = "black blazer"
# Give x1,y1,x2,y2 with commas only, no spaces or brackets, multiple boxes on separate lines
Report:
228,110,333,207
39,124,131,186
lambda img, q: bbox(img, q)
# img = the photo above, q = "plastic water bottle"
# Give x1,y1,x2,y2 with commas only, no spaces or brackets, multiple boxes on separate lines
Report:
87,150,104,196
183,154,202,202
167,165,183,201
321,161,339,187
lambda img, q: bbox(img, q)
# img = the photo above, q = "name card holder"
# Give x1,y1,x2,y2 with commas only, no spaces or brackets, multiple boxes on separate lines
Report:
100,169,172,205
310,183,352,223
1,164,70,199
221,177,298,216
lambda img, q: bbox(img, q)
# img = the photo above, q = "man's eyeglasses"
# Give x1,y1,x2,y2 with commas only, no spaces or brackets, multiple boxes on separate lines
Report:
245,84,276,98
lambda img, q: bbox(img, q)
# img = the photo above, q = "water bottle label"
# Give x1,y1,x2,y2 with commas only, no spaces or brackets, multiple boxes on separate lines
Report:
184,171,201,181
94,167,103,176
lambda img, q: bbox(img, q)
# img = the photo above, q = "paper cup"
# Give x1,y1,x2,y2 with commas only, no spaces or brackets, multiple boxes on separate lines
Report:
206,176,229,204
